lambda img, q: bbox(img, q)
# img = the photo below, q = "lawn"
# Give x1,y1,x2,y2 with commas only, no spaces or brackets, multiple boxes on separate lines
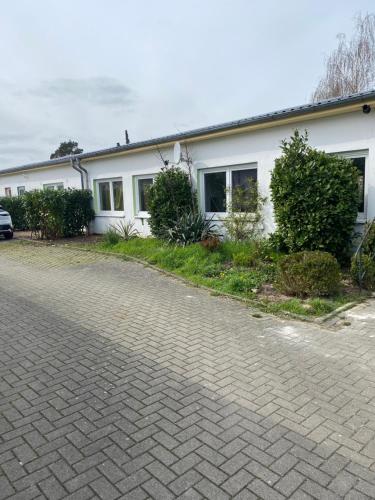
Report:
82,237,365,318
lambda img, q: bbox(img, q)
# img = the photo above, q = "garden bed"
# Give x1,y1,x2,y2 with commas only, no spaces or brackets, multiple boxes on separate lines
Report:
76,237,367,319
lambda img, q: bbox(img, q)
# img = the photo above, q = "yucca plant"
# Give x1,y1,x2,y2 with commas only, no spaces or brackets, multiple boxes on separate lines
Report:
111,220,139,240
167,212,219,246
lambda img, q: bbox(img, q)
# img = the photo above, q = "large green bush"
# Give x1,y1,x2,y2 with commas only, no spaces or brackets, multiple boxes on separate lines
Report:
270,130,359,260
148,166,197,239
277,251,341,297
23,189,94,239
0,196,28,230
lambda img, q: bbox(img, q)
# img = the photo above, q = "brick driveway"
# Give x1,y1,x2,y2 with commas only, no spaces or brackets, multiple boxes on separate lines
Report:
1,242,375,499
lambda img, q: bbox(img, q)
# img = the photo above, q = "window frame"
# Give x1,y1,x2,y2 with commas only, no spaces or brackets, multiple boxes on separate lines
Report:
200,163,258,218
17,186,25,196
43,182,64,191
4,187,11,197
134,174,156,218
336,150,368,222
95,177,124,215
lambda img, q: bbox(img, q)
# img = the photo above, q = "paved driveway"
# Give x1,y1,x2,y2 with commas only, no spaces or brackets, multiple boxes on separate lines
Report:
1,242,375,499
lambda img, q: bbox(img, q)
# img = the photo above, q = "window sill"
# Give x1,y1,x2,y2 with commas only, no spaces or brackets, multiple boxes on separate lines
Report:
95,212,125,218
135,213,151,219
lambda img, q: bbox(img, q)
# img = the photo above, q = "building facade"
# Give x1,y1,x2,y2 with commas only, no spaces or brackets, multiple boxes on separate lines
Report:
1,91,374,235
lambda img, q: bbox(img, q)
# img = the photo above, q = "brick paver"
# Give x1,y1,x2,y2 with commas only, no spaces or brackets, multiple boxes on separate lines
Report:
1,241,375,499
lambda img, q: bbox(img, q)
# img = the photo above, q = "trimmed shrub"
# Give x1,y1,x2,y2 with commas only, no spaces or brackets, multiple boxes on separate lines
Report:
0,196,27,230
277,251,341,297
270,130,359,261
351,254,375,290
23,189,94,239
148,166,197,239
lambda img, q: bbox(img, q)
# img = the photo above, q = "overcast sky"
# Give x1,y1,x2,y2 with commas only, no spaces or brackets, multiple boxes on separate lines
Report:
0,0,374,168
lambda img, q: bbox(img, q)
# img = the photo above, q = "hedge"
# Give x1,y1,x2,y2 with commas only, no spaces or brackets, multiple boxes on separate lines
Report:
0,189,95,239
0,196,28,230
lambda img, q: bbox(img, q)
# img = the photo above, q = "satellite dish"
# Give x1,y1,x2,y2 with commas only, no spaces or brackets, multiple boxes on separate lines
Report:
173,142,181,164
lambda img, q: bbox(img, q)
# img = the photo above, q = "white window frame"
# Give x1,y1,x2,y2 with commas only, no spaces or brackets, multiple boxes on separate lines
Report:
43,182,64,191
134,174,156,218
95,178,124,215
4,187,11,197
17,186,25,196
336,150,368,222
199,163,258,219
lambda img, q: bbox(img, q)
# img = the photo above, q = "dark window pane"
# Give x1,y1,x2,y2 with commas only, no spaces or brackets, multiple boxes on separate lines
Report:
113,181,124,211
204,172,226,212
231,169,258,212
138,178,153,212
352,157,365,212
99,182,111,211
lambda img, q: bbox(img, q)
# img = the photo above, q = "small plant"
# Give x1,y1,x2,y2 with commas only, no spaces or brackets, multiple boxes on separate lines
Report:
232,251,257,267
167,212,219,246
351,254,375,290
276,251,341,297
223,178,266,241
111,220,139,240
103,228,121,246
201,236,221,252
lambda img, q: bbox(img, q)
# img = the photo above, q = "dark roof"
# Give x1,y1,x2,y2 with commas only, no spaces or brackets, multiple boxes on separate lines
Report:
1,89,375,176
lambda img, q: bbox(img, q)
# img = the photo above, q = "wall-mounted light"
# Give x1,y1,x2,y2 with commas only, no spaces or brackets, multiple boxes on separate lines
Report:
362,104,371,114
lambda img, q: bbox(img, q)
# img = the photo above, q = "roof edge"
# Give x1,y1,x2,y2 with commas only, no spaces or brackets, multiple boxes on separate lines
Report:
1,89,375,176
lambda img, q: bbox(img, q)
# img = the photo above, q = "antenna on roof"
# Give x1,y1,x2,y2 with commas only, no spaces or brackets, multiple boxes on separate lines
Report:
125,130,130,145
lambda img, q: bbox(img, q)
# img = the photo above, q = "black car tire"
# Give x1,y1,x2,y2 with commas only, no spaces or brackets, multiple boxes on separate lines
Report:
4,231,13,240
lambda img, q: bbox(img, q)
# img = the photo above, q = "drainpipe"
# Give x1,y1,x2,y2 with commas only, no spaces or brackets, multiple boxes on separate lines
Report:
71,158,84,189
76,159,89,190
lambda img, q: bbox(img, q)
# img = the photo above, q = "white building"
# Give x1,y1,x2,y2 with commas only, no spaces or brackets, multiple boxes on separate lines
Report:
0,90,374,235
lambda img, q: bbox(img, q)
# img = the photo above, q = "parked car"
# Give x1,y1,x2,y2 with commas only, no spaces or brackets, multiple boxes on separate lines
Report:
0,205,14,239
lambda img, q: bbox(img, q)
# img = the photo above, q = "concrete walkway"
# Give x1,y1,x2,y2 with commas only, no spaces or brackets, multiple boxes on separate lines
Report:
1,241,375,499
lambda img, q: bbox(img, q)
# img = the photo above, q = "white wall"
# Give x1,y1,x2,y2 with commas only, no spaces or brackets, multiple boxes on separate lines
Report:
0,163,81,197
1,108,374,236
84,109,375,234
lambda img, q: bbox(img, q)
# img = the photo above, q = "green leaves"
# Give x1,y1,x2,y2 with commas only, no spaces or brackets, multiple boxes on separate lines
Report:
270,130,359,261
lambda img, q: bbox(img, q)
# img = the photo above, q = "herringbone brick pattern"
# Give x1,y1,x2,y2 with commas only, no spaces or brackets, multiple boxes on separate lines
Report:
1,241,375,499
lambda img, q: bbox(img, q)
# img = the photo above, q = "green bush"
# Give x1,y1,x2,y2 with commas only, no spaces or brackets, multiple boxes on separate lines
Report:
362,219,375,257
277,251,341,297
23,189,94,239
351,254,375,290
270,130,359,260
0,196,28,230
148,166,197,239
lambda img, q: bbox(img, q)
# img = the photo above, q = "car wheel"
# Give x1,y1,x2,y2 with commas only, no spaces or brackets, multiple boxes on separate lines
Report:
4,231,13,240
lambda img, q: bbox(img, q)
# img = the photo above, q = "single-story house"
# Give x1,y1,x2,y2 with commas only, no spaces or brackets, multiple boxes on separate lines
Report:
1,90,374,235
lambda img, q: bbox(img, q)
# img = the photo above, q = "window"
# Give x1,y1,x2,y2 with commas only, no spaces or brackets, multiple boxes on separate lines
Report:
337,152,367,216
43,182,64,191
202,165,258,214
135,176,155,214
204,172,226,212
231,169,258,212
4,187,11,197
17,186,25,196
351,157,365,213
96,178,124,212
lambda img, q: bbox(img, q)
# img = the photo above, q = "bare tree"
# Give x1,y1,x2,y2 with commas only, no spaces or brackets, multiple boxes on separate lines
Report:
312,13,375,102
